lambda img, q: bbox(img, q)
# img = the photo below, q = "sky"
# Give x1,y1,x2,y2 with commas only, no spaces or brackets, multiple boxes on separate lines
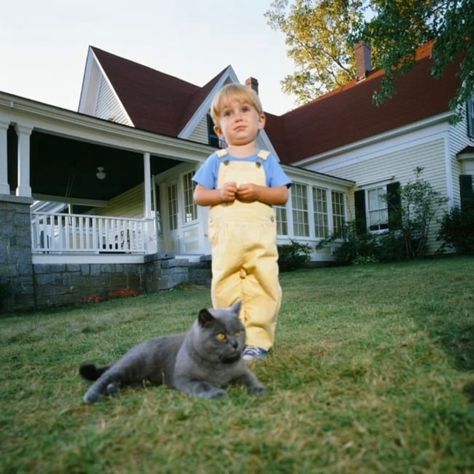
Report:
1,0,299,116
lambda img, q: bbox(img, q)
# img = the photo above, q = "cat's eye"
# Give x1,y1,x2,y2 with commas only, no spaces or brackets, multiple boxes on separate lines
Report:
216,333,227,342
235,331,243,337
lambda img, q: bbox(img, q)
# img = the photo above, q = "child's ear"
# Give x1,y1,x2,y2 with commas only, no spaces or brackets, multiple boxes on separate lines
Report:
214,125,223,138
258,113,266,130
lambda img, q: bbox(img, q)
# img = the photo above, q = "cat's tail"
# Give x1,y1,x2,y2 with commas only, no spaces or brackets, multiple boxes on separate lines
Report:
79,363,110,381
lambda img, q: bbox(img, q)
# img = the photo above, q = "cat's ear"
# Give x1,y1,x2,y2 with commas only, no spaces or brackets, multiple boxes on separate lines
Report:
231,300,242,317
198,308,216,327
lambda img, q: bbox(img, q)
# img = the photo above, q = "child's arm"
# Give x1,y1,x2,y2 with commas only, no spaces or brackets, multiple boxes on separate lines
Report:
194,182,238,206
236,183,288,206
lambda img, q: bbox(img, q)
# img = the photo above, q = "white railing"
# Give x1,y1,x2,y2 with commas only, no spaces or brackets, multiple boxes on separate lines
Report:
31,212,149,254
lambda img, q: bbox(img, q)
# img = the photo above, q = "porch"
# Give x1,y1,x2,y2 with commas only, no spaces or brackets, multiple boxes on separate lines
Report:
31,210,155,263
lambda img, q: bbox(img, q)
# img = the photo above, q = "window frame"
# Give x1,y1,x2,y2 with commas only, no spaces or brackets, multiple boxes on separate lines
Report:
366,186,389,232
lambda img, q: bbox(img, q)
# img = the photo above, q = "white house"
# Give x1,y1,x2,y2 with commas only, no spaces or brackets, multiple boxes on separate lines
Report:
0,41,472,311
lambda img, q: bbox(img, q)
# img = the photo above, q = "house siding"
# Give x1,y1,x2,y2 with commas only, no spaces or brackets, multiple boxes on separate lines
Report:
309,134,449,254
94,184,144,218
449,109,474,206
188,115,209,144
94,75,131,125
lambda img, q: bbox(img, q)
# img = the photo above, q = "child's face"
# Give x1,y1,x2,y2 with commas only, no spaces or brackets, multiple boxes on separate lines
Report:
215,98,265,148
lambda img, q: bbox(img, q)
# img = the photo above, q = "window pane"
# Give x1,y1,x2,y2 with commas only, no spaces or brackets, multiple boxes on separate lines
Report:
183,172,197,223
292,184,309,236
367,186,388,230
275,206,288,235
313,187,328,238
331,191,345,236
168,184,178,230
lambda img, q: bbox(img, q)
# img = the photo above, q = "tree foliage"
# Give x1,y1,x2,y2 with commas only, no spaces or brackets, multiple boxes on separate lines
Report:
265,0,366,104
266,0,473,111
360,0,473,112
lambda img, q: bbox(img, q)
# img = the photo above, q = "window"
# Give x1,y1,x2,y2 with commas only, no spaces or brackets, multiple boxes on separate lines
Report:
292,183,309,237
275,205,288,235
313,187,329,238
207,114,220,147
367,186,388,231
331,191,345,236
168,183,178,231
182,172,197,223
467,98,474,139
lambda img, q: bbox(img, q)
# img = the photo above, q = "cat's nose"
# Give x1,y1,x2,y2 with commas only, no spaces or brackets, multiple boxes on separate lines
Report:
231,340,238,349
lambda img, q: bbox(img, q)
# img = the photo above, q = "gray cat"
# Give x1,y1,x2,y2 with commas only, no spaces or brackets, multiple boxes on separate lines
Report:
79,301,266,402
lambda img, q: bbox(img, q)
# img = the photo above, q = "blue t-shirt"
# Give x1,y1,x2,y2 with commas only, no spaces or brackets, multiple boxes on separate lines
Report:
193,151,292,189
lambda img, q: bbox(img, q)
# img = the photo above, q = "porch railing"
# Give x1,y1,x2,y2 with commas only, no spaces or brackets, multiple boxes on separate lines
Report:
31,212,149,254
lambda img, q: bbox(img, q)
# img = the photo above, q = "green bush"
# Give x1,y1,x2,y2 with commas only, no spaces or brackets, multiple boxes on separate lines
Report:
438,205,474,254
278,240,312,271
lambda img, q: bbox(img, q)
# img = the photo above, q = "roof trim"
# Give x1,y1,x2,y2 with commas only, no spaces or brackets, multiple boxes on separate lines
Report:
78,46,135,127
178,66,238,139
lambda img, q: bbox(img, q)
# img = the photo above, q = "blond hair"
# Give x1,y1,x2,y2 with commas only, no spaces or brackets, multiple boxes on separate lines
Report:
210,83,264,128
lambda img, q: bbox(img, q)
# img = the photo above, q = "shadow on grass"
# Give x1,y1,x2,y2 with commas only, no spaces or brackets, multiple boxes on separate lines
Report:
413,308,474,401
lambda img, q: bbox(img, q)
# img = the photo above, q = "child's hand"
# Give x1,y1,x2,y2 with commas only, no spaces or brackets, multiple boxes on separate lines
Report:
236,183,260,203
219,181,238,203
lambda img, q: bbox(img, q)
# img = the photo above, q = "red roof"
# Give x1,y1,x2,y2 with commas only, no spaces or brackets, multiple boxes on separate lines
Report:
92,43,461,163
266,43,462,164
91,47,227,137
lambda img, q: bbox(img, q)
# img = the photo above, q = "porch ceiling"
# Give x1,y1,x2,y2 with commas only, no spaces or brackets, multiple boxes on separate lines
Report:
8,129,181,202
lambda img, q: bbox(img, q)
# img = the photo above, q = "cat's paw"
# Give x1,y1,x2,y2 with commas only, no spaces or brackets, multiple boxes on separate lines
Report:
83,390,101,403
106,383,121,397
208,388,228,399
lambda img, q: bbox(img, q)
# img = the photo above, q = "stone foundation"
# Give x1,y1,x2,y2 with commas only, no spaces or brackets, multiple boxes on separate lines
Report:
0,196,211,313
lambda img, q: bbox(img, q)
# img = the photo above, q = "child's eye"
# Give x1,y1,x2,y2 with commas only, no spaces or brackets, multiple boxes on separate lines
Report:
241,105,251,112
216,333,227,342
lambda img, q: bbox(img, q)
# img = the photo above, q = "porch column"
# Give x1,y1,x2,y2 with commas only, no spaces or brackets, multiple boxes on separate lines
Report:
144,152,152,218
0,121,9,195
15,124,33,198
143,152,157,254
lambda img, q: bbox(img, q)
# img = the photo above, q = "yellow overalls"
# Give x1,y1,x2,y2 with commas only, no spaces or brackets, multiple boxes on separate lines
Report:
209,150,281,350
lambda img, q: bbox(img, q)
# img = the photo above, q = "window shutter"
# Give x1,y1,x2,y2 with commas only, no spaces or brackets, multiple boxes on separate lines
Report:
354,190,366,235
460,174,473,210
387,182,401,230
467,100,474,139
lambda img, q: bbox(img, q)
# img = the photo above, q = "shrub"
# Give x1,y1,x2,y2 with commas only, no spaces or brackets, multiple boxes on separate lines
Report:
398,167,447,258
438,205,474,254
278,240,312,271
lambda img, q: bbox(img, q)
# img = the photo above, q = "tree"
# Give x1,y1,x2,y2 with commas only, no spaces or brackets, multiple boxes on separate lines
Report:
359,0,473,112
266,0,473,112
265,0,366,104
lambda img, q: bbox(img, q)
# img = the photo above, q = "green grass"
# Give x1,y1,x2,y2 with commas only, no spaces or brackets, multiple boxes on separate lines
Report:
1,257,473,473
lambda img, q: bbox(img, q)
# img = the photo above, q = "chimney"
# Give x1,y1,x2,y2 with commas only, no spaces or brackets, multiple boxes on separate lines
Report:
355,42,372,81
245,77,259,95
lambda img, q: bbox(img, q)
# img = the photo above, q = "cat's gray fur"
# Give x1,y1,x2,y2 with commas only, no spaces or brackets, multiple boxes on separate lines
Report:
80,301,266,402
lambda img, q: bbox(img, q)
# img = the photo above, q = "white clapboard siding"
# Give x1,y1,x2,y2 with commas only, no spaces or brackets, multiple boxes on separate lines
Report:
449,112,474,206
94,75,131,125
94,184,145,218
316,138,448,253
187,115,210,144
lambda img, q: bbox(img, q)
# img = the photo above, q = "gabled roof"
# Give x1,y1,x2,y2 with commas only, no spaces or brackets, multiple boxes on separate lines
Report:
266,42,461,164
91,47,229,137
89,43,461,165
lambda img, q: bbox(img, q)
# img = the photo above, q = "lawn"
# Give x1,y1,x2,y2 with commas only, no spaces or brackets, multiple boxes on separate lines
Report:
1,257,473,473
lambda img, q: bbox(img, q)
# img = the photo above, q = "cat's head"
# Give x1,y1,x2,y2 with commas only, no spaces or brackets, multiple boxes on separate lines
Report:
194,301,246,363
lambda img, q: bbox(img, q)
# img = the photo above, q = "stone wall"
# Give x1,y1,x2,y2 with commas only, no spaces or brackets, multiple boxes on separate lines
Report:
0,196,35,311
0,196,211,314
